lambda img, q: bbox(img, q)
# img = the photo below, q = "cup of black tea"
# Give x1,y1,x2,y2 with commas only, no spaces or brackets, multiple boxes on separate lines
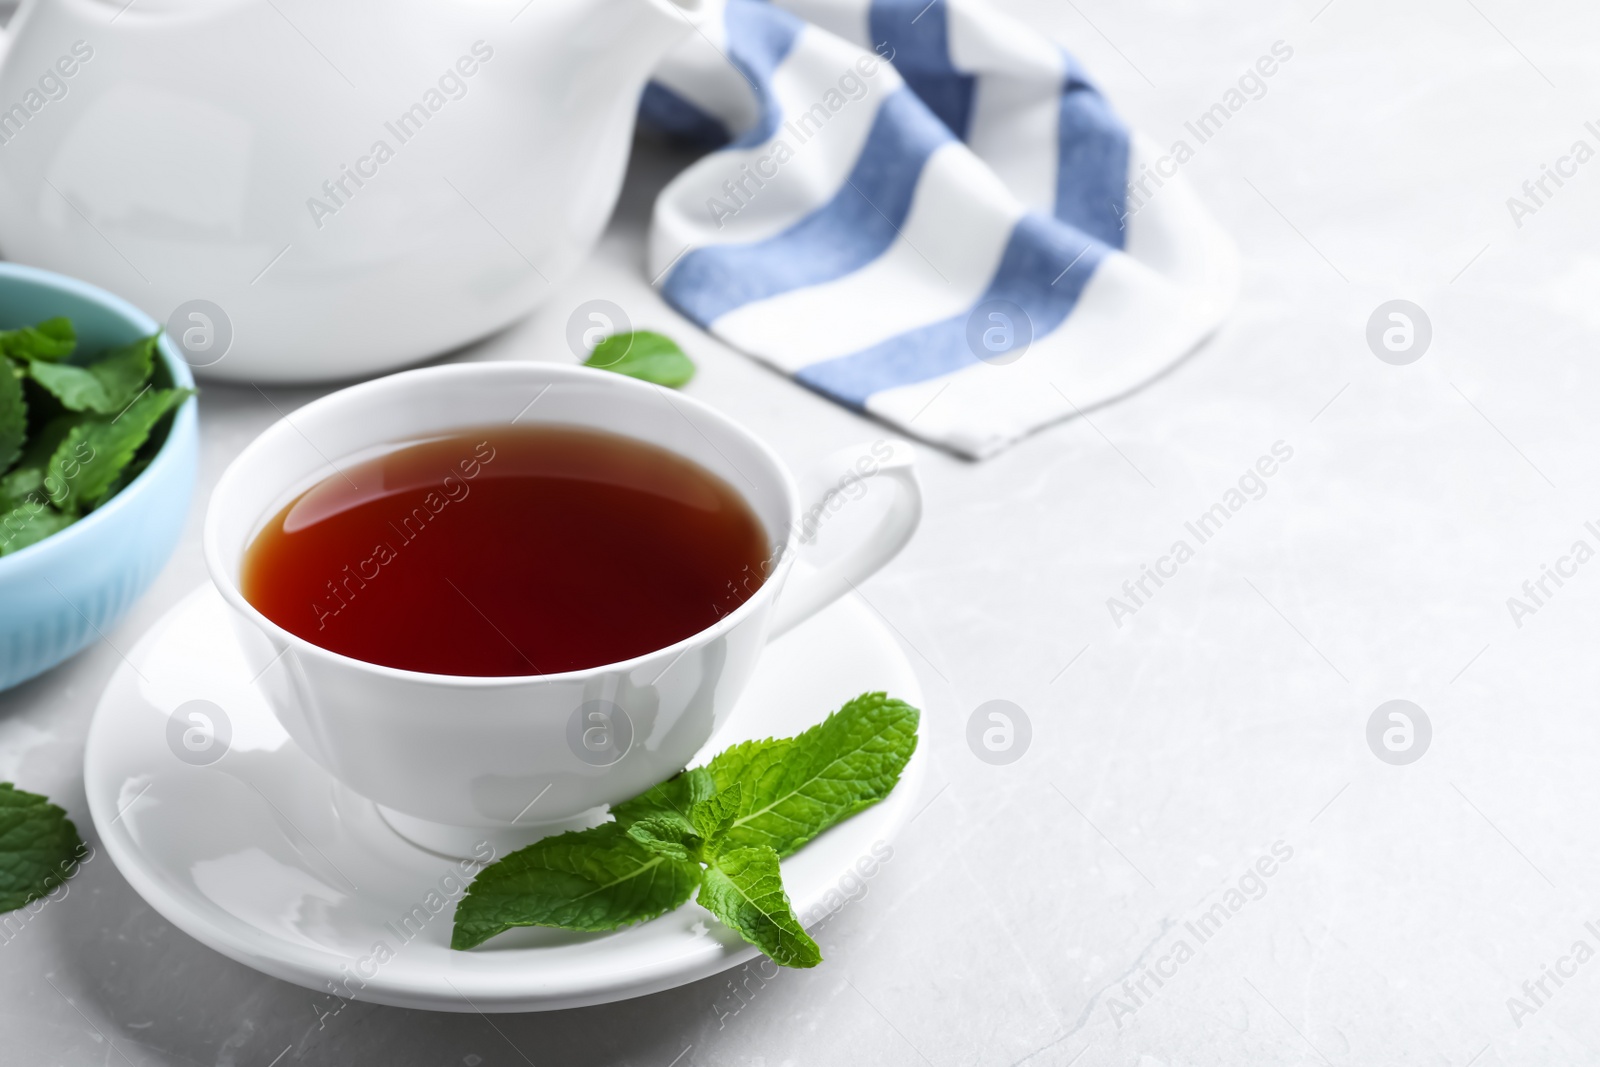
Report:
204,363,920,856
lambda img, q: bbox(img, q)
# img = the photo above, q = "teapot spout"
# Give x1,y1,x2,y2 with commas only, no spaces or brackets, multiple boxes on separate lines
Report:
595,0,703,72
516,0,703,76
470,0,705,282
635,0,705,38
498,0,705,122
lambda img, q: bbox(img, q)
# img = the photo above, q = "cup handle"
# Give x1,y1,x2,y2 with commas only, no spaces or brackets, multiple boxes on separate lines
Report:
767,439,922,640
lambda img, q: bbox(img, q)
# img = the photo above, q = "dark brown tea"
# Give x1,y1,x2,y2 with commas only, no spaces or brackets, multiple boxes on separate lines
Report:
240,424,771,676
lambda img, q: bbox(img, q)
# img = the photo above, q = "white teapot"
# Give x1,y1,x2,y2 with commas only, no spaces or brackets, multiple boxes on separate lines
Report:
0,0,698,380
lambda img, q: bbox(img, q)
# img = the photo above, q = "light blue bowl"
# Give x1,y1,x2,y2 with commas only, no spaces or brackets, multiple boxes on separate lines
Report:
0,263,198,691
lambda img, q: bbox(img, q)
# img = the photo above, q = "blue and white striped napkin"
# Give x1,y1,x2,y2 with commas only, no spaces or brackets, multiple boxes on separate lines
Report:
641,0,1237,459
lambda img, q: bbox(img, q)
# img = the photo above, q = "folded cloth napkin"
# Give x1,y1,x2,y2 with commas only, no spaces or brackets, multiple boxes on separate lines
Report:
641,0,1237,459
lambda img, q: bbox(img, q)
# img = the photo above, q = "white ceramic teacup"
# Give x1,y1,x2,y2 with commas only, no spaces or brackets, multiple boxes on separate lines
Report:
204,363,921,856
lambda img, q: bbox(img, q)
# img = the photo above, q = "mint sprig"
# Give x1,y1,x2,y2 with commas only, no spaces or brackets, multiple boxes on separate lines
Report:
452,692,919,966
0,783,87,913
583,330,696,388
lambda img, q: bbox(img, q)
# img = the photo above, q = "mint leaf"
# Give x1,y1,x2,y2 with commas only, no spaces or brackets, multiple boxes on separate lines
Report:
3,414,81,511
28,362,109,413
625,782,744,863
0,358,24,472
710,692,919,858
625,815,697,862
450,822,701,950
99,454,154,504
689,782,741,857
0,466,42,511
584,331,696,388
0,503,74,556
611,766,713,828
0,783,87,913
0,318,74,363
13,413,78,470
28,334,156,414
698,846,821,968
89,336,158,406
49,386,191,512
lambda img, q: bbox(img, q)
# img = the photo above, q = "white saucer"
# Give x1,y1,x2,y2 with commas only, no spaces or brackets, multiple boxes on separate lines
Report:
84,585,926,1012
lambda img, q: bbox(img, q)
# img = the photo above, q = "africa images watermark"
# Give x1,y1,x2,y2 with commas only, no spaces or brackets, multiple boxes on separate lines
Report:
710,439,898,620
306,40,495,229
1504,918,1600,1029
0,841,94,947
310,840,497,1026
1503,518,1600,629
1122,40,1294,223
795,438,898,546
704,42,896,229
1105,441,1295,627
1106,841,1295,1028
0,439,97,553
1504,120,1600,230
711,840,894,1030
311,439,497,631
0,40,94,147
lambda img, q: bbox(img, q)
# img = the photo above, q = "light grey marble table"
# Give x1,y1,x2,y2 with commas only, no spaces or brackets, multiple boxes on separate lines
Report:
5,1,1599,1063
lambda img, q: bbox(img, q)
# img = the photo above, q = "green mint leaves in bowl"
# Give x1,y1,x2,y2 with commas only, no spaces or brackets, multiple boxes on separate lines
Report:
452,692,919,967
0,317,194,555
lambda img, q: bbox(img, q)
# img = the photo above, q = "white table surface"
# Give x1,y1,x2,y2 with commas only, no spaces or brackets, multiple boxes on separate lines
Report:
5,1,1599,1063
